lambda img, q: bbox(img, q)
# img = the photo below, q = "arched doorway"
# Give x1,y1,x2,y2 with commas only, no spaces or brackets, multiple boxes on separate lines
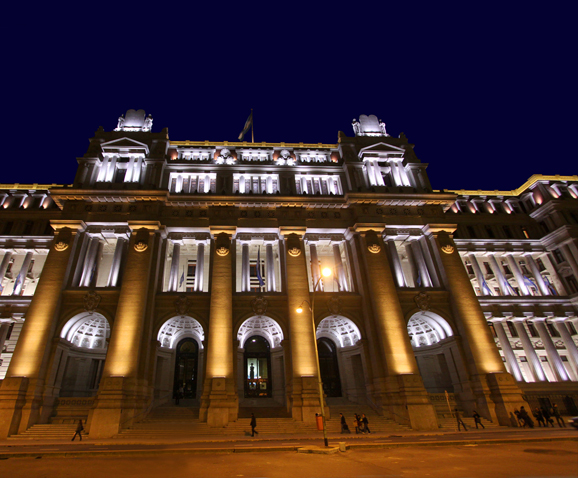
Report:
317,337,341,397
236,316,286,406
156,316,205,404
174,338,199,399
56,313,111,397
316,316,366,403
244,336,271,398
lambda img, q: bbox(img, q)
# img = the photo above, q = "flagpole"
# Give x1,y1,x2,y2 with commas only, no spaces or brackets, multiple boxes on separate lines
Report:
251,108,254,143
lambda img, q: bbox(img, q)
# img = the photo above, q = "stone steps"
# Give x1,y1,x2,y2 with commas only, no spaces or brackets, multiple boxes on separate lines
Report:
8,424,84,440
437,416,500,430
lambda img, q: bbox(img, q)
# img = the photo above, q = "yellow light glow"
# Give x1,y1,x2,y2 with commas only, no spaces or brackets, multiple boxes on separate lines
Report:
321,267,332,277
296,306,303,313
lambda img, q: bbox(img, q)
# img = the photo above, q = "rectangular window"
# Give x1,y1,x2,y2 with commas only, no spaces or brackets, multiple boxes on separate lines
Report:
567,322,577,335
520,356,527,362
561,356,568,362
567,276,578,294
527,322,538,337
484,263,493,274
502,262,512,275
547,323,560,337
540,356,548,362
494,287,501,295
553,250,565,264
507,321,518,337
536,258,546,271
488,323,497,337
465,262,474,275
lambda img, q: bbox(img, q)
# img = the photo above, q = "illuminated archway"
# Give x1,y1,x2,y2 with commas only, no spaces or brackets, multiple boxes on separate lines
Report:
157,316,205,349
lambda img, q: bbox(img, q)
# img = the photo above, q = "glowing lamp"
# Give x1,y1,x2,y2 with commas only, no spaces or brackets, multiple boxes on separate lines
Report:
296,306,303,314
321,267,332,277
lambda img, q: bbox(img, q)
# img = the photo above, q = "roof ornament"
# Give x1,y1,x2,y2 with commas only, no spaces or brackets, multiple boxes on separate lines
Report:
114,109,153,132
352,115,388,137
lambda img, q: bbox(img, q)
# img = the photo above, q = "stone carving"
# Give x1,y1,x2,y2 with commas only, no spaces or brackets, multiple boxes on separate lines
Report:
276,149,295,166
353,115,388,137
327,296,342,315
143,114,153,132
216,148,235,165
114,109,152,132
54,241,69,251
134,241,148,252
288,247,301,257
367,243,381,254
216,246,229,256
175,296,191,316
441,244,455,254
83,290,101,314
251,296,268,316
414,291,430,311
352,118,361,136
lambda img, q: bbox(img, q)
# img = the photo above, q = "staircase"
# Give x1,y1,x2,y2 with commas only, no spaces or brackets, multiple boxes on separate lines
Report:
328,403,412,433
8,424,82,440
436,416,500,430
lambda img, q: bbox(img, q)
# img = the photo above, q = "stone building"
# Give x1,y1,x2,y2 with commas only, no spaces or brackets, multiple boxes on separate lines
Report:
0,110,576,438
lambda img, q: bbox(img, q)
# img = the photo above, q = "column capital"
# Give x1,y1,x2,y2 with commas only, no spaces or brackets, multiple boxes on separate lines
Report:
209,226,236,238
278,226,306,238
49,220,86,232
127,221,161,232
422,224,457,236
350,223,386,235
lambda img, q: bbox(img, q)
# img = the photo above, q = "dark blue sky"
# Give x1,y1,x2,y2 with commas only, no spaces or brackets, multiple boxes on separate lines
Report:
2,2,576,191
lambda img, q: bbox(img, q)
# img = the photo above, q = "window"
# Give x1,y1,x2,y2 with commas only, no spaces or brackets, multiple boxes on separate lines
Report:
561,356,569,362
484,263,493,274
553,249,565,264
567,322,577,335
494,287,501,295
566,276,578,294
546,323,560,337
506,321,518,337
488,322,497,338
536,258,546,271
465,262,474,275
520,262,530,275
520,356,528,362
540,356,548,362
502,262,512,275
527,322,538,337
5,323,14,340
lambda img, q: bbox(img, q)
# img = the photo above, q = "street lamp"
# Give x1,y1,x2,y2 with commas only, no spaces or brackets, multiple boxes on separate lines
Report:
296,266,332,447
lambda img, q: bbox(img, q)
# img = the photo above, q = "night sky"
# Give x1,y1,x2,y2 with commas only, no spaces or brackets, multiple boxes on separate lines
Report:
2,3,576,191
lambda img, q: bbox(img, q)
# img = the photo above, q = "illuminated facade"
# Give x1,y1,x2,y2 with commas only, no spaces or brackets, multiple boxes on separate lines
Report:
0,110,576,438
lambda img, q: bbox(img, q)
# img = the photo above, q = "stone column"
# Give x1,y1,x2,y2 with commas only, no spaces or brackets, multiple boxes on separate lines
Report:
525,254,550,296
0,322,10,355
410,240,432,287
125,156,135,182
241,242,250,292
168,242,180,292
387,239,406,287
533,319,570,382
309,243,321,291
106,237,126,287
0,251,14,287
0,222,81,438
199,230,237,427
487,254,511,296
281,230,324,422
426,227,527,426
79,237,100,287
194,243,205,292
332,243,348,292
404,243,419,287
266,243,276,292
512,319,547,382
468,253,489,296
419,237,440,287
560,245,578,281
356,227,437,430
491,320,523,382
90,223,160,438
12,251,33,296
552,318,578,379
506,254,530,296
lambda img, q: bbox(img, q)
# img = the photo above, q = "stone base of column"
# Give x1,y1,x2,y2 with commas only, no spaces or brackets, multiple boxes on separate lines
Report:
291,376,330,423
88,377,151,439
202,377,238,428
0,377,29,438
486,372,529,427
382,374,438,430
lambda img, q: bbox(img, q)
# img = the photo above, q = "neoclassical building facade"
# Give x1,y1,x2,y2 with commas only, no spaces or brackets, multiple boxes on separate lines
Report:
0,110,576,438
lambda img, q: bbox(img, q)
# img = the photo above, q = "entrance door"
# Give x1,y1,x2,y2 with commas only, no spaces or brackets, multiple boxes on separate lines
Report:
244,336,271,398
318,338,342,397
174,338,199,399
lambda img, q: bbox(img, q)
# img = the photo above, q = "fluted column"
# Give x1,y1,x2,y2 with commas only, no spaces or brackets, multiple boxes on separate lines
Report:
79,237,100,287
525,254,550,295
419,237,440,287
332,243,348,291
0,251,13,290
488,254,511,295
309,243,321,291
12,252,33,296
168,242,181,292
506,254,530,296
266,243,276,292
512,319,547,382
410,241,432,287
0,322,10,356
552,319,578,377
241,242,250,292
560,245,578,281
533,319,569,382
387,239,406,287
468,253,489,295
404,243,418,287
194,243,205,292
106,237,126,287
491,320,523,381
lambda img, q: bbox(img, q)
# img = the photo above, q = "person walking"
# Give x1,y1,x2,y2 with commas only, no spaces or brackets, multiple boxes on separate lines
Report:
472,410,485,429
339,413,350,433
71,419,84,441
519,406,534,428
361,413,371,434
533,408,545,427
250,413,258,437
552,404,566,428
353,414,360,434
542,407,555,427
454,408,468,431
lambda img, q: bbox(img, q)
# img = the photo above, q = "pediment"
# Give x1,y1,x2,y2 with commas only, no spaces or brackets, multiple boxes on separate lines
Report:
101,137,149,155
358,142,405,159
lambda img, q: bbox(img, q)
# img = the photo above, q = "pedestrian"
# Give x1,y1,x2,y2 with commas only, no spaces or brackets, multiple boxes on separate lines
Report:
519,406,534,428
361,413,371,434
472,410,485,429
71,419,84,441
542,407,555,427
353,414,360,434
514,409,525,427
454,408,467,431
250,413,258,437
340,413,350,433
552,404,566,428
533,408,545,427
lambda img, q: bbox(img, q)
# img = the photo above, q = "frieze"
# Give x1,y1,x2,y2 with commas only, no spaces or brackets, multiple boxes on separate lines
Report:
167,232,211,242
236,233,279,242
304,234,345,243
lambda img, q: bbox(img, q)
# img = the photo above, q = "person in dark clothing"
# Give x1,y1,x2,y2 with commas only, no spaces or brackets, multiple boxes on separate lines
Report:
354,414,360,434
339,413,350,433
519,406,534,428
71,419,84,441
552,404,566,427
542,407,555,427
361,414,371,434
472,410,485,429
250,413,258,436
454,408,467,431
533,408,545,427
514,409,524,427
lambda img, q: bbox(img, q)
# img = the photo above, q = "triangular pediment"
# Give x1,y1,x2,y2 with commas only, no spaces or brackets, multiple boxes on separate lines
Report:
101,137,149,154
358,142,405,158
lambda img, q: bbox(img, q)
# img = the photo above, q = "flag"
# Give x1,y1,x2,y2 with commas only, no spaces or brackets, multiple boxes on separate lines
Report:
481,278,493,296
505,279,518,296
12,273,23,295
179,267,185,288
238,111,253,141
543,275,558,295
522,275,537,290
256,247,265,287
416,270,422,287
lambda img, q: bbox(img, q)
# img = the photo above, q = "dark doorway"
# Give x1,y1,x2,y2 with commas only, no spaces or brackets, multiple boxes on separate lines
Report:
244,336,271,398
317,338,342,397
174,338,199,399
